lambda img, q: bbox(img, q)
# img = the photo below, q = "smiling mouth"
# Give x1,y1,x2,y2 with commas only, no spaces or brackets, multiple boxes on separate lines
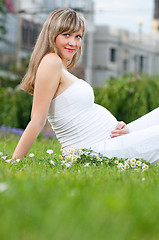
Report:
65,48,75,52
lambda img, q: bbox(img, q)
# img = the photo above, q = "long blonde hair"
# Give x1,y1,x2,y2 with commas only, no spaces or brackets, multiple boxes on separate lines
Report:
20,8,86,94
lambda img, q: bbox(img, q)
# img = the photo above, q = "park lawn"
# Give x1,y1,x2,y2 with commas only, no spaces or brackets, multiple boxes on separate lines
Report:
0,134,159,240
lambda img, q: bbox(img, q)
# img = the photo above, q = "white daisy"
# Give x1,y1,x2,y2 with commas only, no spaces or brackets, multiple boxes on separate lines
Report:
125,163,130,169
136,160,142,166
5,159,12,163
131,162,136,168
124,160,128,165
16,159,21,162
144,164,148,169
46,149,54,154
1,156,7,160
61,160,66,163
121,165,126,171
117,163,123,168
50,160,55,165
29,153,35,157
130,158,136,164
0,152,3,156
65,162,71,167
127,159,131,164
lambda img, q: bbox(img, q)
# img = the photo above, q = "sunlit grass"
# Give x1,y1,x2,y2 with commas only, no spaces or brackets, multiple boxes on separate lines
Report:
0,133,159,240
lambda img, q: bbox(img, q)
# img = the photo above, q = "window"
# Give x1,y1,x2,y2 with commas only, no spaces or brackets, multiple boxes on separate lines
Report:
123,59,128,73
110,48,116,62
139,55,144,72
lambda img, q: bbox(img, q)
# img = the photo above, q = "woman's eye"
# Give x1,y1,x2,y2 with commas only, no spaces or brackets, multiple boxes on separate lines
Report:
76,35,82,39
63,34,70,37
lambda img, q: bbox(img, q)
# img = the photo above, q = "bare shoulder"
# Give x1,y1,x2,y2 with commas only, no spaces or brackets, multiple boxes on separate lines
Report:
40,53,62,70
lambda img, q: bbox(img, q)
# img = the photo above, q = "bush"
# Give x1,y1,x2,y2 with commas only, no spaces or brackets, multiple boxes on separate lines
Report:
94,73,159,123
0,75,20,88
0,87,32,128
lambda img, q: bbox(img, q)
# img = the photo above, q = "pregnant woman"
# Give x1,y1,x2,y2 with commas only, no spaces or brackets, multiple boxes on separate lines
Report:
12,8,159,164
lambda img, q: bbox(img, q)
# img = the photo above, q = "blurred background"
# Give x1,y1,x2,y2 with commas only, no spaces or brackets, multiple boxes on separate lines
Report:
1,0,159,85
1,0,159,134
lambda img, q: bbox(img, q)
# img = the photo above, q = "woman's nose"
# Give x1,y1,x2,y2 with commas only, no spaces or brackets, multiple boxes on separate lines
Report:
68,37,76,46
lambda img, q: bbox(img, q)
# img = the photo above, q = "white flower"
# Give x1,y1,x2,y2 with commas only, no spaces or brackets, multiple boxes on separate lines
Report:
131,162,136,168
29,153,35,157
130,158,136,164
84,163,90,167
71,148,75,153
115,160,119,164
16,159,21,162
142,164,148,171
136,160,142,166
142,177,145,181
46,149,53,154
0,152,3,156
50,160,55,165
124,163,130,169
61,160,66,164
127,159,131,164
1,156,7,160
117,163,123,168
121,165,126,171
0,182,8,192
5,159,12,163
65,162,71,167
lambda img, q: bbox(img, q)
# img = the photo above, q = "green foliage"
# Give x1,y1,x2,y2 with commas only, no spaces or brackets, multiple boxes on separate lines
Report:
94,73,159,123
0,136,159,240
0,87,32,128
0,75,20,88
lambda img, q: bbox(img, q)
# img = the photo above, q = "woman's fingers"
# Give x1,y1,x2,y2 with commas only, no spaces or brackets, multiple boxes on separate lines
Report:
111,121,128,138
116,121,126,130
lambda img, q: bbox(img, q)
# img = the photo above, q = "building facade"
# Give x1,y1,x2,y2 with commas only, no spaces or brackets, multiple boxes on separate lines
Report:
90,26,159,86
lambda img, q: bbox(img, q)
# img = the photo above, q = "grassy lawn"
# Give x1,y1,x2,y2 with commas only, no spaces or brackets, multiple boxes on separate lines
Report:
1,133,159,240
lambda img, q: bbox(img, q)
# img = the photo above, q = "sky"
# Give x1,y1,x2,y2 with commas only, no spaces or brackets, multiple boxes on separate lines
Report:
93,0,154,34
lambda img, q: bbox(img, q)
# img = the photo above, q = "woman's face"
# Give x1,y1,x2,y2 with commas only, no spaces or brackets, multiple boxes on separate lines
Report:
55,28,83,66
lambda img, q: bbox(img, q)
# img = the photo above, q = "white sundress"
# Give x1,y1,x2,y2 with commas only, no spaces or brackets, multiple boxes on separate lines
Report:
47,79,159,164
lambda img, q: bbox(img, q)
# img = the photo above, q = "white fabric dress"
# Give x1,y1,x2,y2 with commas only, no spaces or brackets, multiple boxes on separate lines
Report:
47,80,159,164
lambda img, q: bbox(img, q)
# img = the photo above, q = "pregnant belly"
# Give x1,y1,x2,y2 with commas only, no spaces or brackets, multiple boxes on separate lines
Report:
91,104,118,139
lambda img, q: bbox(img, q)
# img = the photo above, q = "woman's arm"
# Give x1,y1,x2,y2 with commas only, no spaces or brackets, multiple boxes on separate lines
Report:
12,54,62,159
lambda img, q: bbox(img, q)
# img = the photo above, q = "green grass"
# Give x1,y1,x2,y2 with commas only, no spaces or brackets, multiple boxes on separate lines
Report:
1,133,159,240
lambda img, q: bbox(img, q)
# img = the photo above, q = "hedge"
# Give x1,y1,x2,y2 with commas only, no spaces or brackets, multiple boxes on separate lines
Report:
0,87,32,129
94,73,159,123
1,73,159,129
0,75,20,88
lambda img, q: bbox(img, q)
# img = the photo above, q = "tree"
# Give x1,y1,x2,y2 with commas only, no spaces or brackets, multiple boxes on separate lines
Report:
0,0,7,42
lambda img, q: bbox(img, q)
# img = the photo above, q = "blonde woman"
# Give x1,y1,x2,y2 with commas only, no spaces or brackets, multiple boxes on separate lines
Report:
12,8,159,164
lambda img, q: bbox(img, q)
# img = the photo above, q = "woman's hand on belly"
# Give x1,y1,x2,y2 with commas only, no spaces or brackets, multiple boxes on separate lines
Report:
110,121,129,138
